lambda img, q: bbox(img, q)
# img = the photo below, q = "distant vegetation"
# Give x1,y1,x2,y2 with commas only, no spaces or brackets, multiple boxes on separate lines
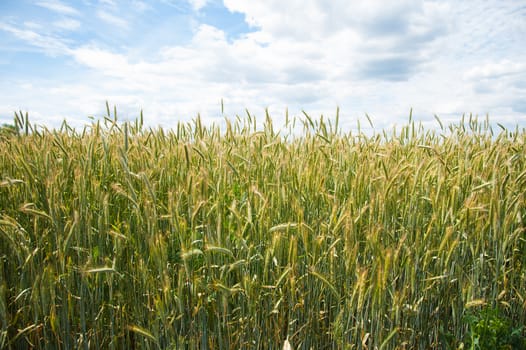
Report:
0,109,525,349
0,123,17,138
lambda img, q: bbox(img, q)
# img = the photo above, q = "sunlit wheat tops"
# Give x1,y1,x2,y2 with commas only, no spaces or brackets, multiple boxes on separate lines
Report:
0,110,525,349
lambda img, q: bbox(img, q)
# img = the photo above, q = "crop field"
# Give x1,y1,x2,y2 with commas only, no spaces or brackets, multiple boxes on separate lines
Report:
0,110,525,349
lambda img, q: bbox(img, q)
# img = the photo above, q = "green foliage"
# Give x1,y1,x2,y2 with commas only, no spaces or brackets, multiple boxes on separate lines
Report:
464,307,525,350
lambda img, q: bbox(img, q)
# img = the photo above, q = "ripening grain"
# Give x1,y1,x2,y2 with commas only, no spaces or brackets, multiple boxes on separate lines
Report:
0,111,525,349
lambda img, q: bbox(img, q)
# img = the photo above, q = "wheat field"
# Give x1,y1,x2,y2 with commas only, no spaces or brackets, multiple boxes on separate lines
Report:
0,109,525,349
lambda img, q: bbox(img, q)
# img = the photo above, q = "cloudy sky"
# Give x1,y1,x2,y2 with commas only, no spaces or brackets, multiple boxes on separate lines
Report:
0,0,525,131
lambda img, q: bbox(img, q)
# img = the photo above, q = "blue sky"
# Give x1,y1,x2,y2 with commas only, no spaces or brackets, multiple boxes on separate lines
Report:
0,0,525,130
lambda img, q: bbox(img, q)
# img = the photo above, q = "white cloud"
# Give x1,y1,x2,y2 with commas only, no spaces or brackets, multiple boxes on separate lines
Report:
131,1,150,12
464,60,526,81
99,0,117,7
222,0,450,82
23,21,43,30
71,46,130,75
53,18,81,31
188,0,209,11
0,23,69,55
158,0,189,11
97,10,129,29
36,0,79,15
1,0,525,131
462,60,526,116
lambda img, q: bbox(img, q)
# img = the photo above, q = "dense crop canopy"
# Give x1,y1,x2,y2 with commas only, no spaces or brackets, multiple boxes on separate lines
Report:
0,111,525,349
